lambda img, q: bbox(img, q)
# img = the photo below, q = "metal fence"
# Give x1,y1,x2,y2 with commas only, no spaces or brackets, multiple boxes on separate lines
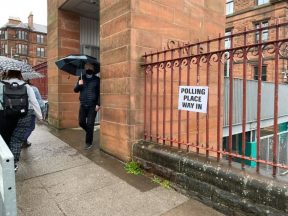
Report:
260,131,288,176
223,78,288,136
0,136,17,216
143,19,288,176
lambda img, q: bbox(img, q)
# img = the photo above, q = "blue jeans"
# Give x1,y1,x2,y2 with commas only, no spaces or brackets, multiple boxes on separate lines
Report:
23,114,36,141
79,105,97,144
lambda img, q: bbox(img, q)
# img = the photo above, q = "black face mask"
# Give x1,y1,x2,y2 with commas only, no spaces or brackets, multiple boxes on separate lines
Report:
86,69,94,75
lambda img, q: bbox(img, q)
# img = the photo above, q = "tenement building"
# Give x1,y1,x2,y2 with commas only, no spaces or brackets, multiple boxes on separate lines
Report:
225,0,288,82
0,13,47,66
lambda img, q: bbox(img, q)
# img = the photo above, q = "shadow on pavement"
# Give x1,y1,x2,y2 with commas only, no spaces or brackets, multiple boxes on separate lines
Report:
49,126,157,192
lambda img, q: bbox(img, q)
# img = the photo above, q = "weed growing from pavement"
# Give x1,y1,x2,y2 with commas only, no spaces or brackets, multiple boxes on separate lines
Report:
152,176,171,189
124,160,142,175
124,161,171,189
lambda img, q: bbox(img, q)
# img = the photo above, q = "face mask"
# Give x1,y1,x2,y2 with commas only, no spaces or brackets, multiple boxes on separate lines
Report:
86,69,94,75
86,74,93,78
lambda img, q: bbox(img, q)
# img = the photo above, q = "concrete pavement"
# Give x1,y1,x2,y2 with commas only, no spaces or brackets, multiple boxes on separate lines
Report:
15,125,224,216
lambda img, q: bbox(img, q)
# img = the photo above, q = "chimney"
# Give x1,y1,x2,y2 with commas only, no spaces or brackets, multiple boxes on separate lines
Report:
8,17,21,25
28,12,33,29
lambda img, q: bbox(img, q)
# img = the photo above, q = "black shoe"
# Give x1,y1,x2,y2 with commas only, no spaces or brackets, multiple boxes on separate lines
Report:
84,143,93,150
22,141,32,148
14,164,18,172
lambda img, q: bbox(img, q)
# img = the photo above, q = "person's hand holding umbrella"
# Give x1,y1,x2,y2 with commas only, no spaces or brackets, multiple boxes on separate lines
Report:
95,105,100,112
76,60,95,86
78,79,84,85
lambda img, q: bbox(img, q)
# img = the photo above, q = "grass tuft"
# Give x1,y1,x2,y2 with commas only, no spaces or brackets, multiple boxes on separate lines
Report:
124,160,142,175
152,176,171,189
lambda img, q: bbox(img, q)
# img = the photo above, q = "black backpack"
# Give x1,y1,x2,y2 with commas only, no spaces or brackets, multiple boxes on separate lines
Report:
1,81,29,117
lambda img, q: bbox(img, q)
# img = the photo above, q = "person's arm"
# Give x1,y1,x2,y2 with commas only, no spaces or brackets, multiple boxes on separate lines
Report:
33,86,45,109
27,85,43,120
74,78,83,93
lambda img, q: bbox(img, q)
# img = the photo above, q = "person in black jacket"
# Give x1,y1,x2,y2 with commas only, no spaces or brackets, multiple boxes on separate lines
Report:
74,63,100,149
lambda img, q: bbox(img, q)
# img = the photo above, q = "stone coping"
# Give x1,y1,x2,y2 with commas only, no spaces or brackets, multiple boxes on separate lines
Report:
133,141,288,216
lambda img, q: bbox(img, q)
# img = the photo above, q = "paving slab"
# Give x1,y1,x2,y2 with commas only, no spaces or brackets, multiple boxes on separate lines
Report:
160,199,225,216
16,178,56,214
15,126,224,216
38,163,119,202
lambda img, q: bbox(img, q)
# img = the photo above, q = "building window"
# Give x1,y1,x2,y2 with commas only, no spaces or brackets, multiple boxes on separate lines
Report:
255,21,269,43
226,0,234,15
4,44,8,54
37,34,44,44
257,0,269,5
0,30,7,39
17,30,28,40
224,30,232,77
16,44,28,55
80,45,100,59
37,47,45,57
254,65,267,81
1,43,8,55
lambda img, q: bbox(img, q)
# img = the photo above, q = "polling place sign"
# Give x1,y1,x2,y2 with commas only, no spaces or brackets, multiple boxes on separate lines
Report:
178,86,209,113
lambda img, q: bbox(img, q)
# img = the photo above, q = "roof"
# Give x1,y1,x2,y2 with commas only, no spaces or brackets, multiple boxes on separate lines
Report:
30,23,47,34
0,22,47,34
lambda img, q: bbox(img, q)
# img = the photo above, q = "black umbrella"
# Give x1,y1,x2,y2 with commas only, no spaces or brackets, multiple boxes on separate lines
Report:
55,54,100,77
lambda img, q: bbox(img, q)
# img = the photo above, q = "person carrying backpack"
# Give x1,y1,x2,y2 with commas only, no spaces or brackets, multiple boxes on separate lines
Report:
21,79,46,148
0,70,43,171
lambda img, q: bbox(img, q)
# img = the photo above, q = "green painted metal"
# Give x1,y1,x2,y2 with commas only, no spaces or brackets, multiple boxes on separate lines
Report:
278,122,288,132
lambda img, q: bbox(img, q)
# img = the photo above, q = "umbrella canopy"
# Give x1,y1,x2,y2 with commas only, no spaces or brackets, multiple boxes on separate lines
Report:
0,56,44,80
0,56,35,73
22,71,45,80
55,54,100,76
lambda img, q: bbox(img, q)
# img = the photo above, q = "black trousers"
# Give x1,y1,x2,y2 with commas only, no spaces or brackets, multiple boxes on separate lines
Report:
78,105,97,144
0,111,19,147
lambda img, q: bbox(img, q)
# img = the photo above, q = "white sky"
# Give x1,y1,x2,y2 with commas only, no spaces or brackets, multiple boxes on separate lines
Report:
0,0,47,27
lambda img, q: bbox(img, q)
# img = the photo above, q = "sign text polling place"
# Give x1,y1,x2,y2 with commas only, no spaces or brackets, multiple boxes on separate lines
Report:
178,86,209,113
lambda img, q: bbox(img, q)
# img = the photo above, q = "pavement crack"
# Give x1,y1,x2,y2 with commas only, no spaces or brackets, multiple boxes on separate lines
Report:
21,162,92,181
55,202,68,216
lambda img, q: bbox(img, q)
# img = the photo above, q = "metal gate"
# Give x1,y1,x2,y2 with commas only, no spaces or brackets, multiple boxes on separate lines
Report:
143,20,288,177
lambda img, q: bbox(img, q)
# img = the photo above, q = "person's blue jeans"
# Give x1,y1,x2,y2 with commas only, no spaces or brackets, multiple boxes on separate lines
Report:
79,105,97,144
23,113,36,141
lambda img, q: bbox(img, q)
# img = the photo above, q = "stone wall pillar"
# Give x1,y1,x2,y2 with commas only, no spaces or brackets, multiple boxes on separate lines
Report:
47,0,80,128
100,0,225,161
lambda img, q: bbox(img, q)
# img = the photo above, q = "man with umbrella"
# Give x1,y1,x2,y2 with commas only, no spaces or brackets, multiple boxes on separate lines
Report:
56,54,100,149
74,62,100,150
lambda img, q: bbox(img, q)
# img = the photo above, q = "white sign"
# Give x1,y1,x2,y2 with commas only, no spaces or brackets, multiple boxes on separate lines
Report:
178,86,209,113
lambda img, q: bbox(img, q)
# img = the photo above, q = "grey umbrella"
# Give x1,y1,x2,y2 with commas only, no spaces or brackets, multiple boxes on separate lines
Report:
22,72,45,80
0,56,44,80
0,56,35,73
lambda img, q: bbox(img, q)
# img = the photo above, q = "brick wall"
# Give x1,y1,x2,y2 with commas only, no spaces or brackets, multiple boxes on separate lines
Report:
47,0,225,161
234,0,256,13
47,0,80,128
100,0,225,161
226,0,288,83
32,62,48,99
